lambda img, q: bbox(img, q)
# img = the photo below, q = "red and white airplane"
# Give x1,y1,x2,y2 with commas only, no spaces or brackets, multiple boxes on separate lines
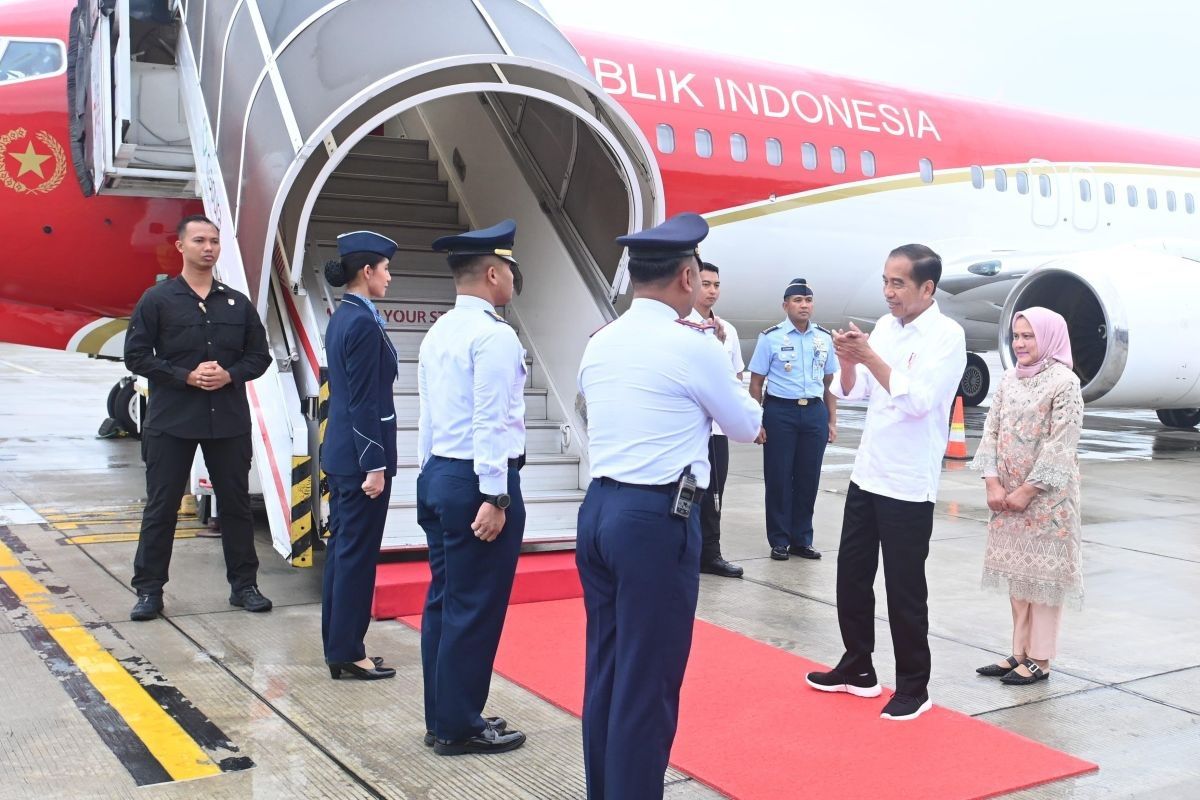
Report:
3,0,1200,427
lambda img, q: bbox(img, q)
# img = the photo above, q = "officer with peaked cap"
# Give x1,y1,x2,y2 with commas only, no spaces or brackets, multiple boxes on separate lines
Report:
748,278,839,561
321,230,400,680
577,212,763,799
417,219,528,755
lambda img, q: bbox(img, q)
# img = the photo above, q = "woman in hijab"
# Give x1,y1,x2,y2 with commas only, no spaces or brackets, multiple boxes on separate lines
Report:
971,307,1085,685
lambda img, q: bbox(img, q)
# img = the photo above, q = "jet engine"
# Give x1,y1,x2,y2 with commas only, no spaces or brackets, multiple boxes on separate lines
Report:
999,243,1200,423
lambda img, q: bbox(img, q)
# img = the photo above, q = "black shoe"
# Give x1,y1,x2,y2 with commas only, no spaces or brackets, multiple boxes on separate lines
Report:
976,655,1021,677
805,667,882,698
1000,660,1050,685
424,716,507,747
229,585,273,613
880,691,932,721
129,593,163,621
770,545,790,561
433,725,526,756
788,545,822,560
328,661,396,680
700,557,744,578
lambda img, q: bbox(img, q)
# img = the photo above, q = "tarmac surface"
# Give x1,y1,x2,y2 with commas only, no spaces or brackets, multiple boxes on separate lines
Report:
0,342,1198,799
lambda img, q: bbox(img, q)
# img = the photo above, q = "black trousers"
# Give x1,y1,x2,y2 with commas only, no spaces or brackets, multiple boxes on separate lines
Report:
132,431,259,595
699,434,729,564
834,481,934,696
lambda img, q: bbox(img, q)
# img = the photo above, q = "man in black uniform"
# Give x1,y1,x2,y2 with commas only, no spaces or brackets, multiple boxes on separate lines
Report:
124,214,273,621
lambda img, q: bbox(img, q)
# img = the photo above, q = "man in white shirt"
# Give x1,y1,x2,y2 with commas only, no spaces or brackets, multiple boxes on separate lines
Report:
686,261,746,578
805,244,966,722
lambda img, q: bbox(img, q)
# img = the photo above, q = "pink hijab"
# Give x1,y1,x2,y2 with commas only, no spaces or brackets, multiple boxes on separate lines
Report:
1013,307,1074,379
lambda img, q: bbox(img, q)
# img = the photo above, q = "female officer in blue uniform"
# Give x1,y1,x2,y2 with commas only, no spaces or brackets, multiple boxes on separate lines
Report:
321,230,399,680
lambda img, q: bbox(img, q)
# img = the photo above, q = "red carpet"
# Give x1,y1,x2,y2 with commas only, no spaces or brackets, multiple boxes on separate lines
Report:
401,598,1097,799
372,551,581,619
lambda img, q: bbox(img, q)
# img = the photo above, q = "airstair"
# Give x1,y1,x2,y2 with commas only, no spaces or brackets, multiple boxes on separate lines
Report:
72,0,663,561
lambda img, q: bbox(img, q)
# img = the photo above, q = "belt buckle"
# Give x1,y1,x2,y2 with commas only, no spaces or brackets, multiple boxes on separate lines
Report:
797,398,809,406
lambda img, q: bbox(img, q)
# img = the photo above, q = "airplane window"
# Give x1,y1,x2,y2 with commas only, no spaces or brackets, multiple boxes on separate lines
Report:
970,166,984,189
1103,182,1116,204
1016,171,1029,194
730,134,748,163
801,142,818,170
994,168,1008,191
919,158,934,183
1127,186,1138,207
1147,188,1158,210
0,39,65,84
1079,179,1092,203
830,146,846,174
1167,190,1177,212
860,150,876,177
1185,193,1194,214
695,129,713,158
766,137,783,166
1038,174,1052,198
655,124,675,154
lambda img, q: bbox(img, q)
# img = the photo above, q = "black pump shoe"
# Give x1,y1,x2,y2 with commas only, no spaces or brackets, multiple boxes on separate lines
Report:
329,660,396,680
976,655,1021,677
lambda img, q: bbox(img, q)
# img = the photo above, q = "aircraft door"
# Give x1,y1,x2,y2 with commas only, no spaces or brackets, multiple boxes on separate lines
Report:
1029,159,1060,228
1069,166,1099,232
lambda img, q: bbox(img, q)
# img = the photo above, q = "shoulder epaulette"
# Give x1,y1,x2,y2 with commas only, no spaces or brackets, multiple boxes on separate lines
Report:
761,324,781,335
815,325,832,335
676,318,716,334
484,309,511,326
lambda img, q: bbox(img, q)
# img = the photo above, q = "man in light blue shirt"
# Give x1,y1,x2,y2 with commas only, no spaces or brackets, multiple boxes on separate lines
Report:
748,278,838,561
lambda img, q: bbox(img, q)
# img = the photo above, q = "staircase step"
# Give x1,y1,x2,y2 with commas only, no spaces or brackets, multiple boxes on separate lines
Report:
391,387,548,422
310,216,464,248
396,419,562,455
314,194,460,225
382,271,457,303
394,356,533,390
324,173,448,202
389,456,580,501
338,152,440,180
352,135,429,160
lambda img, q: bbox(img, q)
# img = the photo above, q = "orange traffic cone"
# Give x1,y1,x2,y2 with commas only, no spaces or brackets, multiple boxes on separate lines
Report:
945,395,969,460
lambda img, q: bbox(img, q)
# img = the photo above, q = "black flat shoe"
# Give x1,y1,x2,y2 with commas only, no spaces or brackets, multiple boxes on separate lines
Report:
788,545,822,559
433,725,526,756
700,557,744,578
329,661,396,680
424,716,508,747
1000,659,1050,685
976,655,1020,677
770,545,790,561
129,593,163,621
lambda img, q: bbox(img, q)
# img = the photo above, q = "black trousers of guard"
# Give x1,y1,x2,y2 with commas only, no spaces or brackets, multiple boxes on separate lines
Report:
132,431,259,596
834,481,934,696
699,434,729,564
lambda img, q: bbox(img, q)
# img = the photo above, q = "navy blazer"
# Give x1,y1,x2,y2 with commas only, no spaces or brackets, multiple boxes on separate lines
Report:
323,295,398,477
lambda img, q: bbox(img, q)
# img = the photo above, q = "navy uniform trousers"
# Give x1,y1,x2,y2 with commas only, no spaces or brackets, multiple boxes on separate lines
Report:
321,473,392,663
575,478,702,800
417,456,525,741
762,396,829,549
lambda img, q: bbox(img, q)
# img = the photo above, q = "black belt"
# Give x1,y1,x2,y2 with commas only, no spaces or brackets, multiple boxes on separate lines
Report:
431,455,524,469
764,394,823,406
595,476,706,503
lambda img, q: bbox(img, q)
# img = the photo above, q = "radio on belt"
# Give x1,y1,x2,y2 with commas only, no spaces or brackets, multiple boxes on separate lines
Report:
670,468,699,519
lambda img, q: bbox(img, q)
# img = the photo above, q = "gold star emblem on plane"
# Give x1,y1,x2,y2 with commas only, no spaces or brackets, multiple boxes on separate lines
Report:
10,142,51,178
0,127,66,195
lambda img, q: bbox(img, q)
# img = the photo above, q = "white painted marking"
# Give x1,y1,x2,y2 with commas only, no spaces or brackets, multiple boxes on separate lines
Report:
0,502,47,525
0,359,41,375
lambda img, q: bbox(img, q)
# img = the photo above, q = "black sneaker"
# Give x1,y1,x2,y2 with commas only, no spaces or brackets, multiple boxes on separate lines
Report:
805,667,882,698
770,545,790,561
880,692,932,721
229,585,273,613
129,593,163,621
424,716,507,747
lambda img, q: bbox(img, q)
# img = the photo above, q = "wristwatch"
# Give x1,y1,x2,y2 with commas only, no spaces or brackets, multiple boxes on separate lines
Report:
482,493,512,509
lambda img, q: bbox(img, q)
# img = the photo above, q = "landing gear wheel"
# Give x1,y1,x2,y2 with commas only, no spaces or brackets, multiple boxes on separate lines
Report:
960,353,990,407
1156,408,1200,429
111,377,145,439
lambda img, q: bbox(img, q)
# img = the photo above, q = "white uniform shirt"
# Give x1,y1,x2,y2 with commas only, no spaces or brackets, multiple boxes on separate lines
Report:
687,309,745,436
417,295,527,495
580,298,762,488
833,301,966,503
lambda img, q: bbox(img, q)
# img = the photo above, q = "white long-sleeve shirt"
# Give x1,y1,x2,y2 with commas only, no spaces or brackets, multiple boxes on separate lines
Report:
686,309,745,436
580,299,762,488
833,301,966,502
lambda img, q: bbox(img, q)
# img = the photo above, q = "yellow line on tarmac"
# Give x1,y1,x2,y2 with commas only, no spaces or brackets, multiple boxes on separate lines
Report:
0,540,221,782
63,532,201,546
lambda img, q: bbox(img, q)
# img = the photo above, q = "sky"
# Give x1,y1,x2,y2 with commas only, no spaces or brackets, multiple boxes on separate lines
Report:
541,0,1200,142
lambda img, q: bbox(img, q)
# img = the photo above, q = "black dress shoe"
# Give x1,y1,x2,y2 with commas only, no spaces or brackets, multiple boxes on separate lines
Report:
424,716,507,746
976,655,1020,677
700,557,744,578
229,585,273,613
1000,659,1050,685
329,661,396,680
434,725,526,756
770,545,790,561
129,593,163,621
788,545,822,559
